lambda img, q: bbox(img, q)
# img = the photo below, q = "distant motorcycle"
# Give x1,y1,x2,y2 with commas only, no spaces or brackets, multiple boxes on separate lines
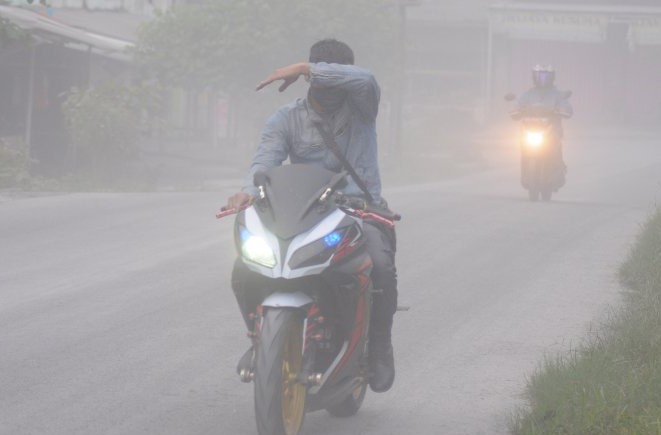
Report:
217,164,399,435
505,93,571,201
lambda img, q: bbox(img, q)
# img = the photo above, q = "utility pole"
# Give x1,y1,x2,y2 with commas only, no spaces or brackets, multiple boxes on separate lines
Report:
485,9,494,122
24,42,36,157
390,0,420,160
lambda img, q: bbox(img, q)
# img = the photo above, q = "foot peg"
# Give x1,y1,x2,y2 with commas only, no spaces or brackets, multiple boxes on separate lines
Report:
236,347,255,383
239,368,254,383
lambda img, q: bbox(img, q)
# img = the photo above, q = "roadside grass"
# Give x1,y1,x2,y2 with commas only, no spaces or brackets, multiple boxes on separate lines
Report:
511,208,661,435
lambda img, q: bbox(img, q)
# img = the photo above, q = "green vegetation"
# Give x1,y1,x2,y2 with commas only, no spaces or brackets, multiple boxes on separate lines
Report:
0,138,31,188
62,81,161,188
133,0,397,145
511,209,661,435
133,0,397,92
0,138,75,191
0,15,30,46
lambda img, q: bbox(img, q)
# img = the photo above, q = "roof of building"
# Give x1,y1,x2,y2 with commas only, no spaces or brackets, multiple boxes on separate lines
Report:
0,5,147,59
407,0,661,23
491,2,661,15
31,7,148,42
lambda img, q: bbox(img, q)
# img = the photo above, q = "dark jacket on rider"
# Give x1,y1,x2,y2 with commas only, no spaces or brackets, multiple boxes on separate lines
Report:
517,86,573,137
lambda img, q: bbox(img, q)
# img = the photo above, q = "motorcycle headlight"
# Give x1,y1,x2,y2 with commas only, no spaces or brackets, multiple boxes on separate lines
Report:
288,228,346,270
524,131,545,148
239,227,276,268
288,224,363,270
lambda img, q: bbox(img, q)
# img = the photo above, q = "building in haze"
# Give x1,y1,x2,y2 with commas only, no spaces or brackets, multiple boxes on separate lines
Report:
407,0,661,127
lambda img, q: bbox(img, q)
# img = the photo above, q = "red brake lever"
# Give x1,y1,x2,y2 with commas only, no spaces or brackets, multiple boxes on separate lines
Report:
216,202,251,219
352,210,398,228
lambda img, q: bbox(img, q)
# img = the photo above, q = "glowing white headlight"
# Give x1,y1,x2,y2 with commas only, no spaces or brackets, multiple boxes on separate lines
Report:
524,131,545,148
241,234,276,268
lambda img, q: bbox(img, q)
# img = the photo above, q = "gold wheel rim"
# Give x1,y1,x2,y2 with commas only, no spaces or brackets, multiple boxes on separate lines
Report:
281,319,305,435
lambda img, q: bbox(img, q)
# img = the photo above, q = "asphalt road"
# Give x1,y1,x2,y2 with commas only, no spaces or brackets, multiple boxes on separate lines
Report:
1,130,660,435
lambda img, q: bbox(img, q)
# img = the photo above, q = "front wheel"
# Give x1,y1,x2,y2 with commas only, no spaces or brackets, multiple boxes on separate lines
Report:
541,189,552,201
254,309,307,435
528,188,539,202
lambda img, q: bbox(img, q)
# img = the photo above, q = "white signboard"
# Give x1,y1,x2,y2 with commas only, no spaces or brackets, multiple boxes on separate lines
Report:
492,11,609,43
492,7,661,47
629,16,661,46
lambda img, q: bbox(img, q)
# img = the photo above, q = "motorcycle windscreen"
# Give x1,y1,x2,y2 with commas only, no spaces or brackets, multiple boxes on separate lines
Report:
254,164,344,240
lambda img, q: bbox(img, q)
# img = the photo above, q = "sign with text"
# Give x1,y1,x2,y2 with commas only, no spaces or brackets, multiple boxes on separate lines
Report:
630,16,661,46
492,10,609,43
492,7,661,47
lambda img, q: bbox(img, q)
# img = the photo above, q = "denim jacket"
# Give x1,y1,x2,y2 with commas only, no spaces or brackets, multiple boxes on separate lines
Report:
242,62,383,203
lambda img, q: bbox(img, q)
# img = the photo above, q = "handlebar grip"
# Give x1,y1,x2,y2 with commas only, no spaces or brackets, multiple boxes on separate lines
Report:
216,206,238,219
216,202,252,219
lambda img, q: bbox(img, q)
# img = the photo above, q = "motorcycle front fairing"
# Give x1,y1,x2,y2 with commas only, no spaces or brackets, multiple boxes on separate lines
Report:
237,206,360,279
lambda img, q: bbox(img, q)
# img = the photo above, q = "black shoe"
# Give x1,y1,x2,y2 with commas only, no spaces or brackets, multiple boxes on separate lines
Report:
369,342,395,393
236,346,254,376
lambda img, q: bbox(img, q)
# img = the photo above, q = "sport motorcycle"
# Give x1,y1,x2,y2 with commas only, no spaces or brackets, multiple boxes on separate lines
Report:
217,164,399,435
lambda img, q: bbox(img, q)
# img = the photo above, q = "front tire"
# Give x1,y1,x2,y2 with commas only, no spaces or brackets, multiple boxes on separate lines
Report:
528,188,539,202
254,309,306,435
541,189,552,201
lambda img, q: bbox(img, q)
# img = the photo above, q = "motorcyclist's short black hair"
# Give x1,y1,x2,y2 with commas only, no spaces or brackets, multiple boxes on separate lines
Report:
309,39,354,65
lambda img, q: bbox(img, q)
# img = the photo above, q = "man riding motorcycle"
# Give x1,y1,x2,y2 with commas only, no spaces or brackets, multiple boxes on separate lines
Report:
226,39,397,393
513,64,573,188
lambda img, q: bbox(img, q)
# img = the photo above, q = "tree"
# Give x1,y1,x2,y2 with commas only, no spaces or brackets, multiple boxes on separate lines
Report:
0,15,31,48
134,0,397,92
133,1,397,146
62,82,160,185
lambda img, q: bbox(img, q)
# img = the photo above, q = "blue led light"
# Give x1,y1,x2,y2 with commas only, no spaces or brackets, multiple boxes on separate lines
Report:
324,231,343,247
239,227,251,241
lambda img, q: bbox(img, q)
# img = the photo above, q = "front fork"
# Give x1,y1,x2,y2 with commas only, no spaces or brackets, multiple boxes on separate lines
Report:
237,306,262,383
238,304,329,386
298,304,330,386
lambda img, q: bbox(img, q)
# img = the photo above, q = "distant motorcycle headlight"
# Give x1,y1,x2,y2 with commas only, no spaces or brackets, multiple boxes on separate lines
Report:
240,227,276,268
524,131,545,148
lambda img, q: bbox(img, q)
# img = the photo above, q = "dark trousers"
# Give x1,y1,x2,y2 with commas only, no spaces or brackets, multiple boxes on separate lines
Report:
363,221,398,343
231,221,398,343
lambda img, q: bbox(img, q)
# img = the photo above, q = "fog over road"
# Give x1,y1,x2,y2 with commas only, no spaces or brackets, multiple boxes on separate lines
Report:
1,130,660,435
